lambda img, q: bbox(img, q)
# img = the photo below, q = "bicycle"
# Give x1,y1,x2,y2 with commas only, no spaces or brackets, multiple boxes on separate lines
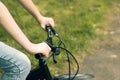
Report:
26,25,94,80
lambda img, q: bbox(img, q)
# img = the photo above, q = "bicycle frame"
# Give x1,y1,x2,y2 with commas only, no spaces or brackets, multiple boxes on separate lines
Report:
26,54,54,80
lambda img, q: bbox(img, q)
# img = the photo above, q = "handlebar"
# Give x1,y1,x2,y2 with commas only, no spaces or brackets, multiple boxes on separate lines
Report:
35,25,80,80
45,25,60,55
35,25,60,63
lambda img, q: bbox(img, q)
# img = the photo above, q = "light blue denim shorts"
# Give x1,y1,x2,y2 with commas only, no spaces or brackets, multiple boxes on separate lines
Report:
0,42,31,80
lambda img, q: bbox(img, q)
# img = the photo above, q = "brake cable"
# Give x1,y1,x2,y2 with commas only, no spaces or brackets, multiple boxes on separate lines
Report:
45,25,79,80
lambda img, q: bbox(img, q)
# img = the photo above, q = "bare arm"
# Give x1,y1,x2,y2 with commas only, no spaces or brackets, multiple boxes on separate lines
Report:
18,0,43,23
0,1,31,50
0,1,50,57
18,0,54,29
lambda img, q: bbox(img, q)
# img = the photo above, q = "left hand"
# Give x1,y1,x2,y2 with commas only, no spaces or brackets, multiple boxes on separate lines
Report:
25,42,51,58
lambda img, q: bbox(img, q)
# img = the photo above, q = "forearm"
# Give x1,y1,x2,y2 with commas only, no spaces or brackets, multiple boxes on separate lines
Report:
1,18,32,51
0,1,51,56
0,2,32,50
18,0,43,23
18,0,55,29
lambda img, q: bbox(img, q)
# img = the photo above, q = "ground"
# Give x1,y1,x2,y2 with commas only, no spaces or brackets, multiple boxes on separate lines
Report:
80,4,120,80
0,2,120,80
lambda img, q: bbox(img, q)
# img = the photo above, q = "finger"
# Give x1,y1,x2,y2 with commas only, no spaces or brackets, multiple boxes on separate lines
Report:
41,23,46,30
49,18,55,27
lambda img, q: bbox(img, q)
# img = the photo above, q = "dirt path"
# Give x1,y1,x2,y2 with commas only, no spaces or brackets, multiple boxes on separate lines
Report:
80,4,120,80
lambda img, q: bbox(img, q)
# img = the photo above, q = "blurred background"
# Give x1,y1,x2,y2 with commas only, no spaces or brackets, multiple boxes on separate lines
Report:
0,0,120,79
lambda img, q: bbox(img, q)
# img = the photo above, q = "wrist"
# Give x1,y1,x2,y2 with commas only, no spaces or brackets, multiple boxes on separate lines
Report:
24,43,36,54
21,41,34,53
35,13,43,23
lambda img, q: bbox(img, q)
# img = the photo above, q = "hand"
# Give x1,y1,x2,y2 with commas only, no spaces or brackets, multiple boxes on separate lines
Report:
39,16,55,29
26,42,51,57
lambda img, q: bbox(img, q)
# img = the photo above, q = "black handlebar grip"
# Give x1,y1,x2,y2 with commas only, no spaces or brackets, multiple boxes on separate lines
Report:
35,53,44,59
45,24,58,36
45,24,52,31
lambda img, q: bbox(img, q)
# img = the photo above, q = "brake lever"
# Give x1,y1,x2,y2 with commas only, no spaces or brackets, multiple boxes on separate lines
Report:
45,25,60,63
35,25,60,61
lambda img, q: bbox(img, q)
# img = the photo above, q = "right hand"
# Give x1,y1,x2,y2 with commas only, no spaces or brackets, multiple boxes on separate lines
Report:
38,16,55,30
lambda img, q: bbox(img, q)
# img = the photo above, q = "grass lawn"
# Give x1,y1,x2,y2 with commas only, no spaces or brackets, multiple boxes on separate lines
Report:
0,0,119,76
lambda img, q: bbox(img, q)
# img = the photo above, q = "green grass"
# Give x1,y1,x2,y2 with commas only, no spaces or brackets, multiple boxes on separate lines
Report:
0,0,119,76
